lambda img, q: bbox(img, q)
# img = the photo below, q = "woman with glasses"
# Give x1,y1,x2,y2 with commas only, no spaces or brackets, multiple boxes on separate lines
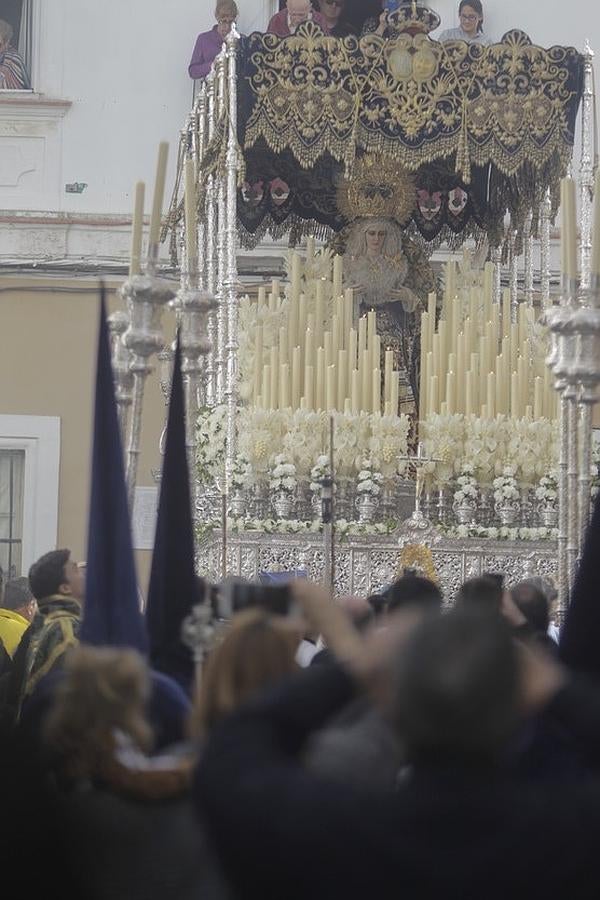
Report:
438,0,491,45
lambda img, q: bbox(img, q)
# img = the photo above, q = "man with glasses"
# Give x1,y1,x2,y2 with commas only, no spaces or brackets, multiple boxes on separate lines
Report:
267,0,330,36
316,0,355,36
189,1,239,80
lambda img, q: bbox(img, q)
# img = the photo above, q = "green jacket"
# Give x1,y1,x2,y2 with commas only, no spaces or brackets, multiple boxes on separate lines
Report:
22,595,81,700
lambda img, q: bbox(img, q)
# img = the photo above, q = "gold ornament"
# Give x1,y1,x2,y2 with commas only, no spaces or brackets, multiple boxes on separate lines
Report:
337,154,416,225
397,543,438,584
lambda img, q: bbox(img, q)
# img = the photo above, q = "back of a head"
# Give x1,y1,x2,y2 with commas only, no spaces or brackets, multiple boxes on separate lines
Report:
455,575,503,615
390,608,520,765
386,575,443,615
44,645,152,776
29,549,70,601
191,608,299,736
511,581,550,634
3,577,34,613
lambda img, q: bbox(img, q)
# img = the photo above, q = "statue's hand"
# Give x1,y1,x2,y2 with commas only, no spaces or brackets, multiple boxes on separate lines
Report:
390,287,417,312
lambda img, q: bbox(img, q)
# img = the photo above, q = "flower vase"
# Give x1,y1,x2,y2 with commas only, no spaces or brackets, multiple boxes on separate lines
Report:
452,498,477,526
273,491,294,519
538,502,558,528
495,500,520,527
229,491,246,519
356,493,378,524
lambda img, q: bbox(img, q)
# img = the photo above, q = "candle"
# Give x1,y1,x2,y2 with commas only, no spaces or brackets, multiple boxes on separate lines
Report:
561,177,577,279
279,326,287,364
486,371,496,418
337,350,347,408
372,368,381,414
279,364,290,409
469,287,479,326
358,316,367,361
465,371,473,416
525,404,533,420
373,334,381,371
446,371,456,415
367,309,377,355
270,347,279,410
344,288,354,341
351,369,360,413
258,286,266,308
592,169,600,277
533,376,543,419
438,320,447,376
288,297,298,358
298,294,307,347
305,328,314,371
271,278,280,301
304,365,314,410
483,261,494,315
129,181,145,276
344,398,352,415
440,401,448,416
184,158,197,270
518,356,528,413
332,255,343,299
362,349,371,411
510,371,519,419
315,281,325,347
291,254,301,300
347,329,357,384
331,315,339,359
148,141,169,248
384,350,394,403
306,236,315,260
427,291,437,321
481,403,488,419
254,325,263,402
292,347,301,409
495,359,504,416
326,365,336,411
316,348,325,410
429,374,439,417
262,365,271,409
502,288,511,338
324,331,332,371
390,372,399,416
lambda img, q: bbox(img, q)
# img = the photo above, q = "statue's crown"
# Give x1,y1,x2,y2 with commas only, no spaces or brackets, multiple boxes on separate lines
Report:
337,154,416,225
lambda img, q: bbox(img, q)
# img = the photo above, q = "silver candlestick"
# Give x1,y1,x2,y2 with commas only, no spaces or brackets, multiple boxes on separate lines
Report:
107,309,134,445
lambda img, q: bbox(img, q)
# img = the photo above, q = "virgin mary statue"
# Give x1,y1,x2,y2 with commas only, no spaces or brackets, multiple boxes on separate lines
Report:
337,155,435,413
343,216,434,411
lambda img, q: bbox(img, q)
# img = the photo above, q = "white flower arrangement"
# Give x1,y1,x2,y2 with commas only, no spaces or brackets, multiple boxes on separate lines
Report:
196,404,228,484
309,455,331,492
356,458,384,497
447,523,557,542
492,466,520,505
368,413,410,477
269,454,297,495
453,463,479,504
535,473,558,505
421,413,466,486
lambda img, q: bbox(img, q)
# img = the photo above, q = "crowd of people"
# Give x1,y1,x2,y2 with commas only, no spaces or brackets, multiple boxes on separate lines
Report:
4,519,600,897
189,0,492,80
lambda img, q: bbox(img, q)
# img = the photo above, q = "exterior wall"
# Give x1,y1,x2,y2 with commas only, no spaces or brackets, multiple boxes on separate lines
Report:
0,276,175,588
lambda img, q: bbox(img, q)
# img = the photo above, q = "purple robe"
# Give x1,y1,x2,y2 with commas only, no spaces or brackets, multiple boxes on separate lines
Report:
188,26,227,79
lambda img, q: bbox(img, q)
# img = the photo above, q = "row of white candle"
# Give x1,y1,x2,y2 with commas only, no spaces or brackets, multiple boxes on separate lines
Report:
420,260,558,420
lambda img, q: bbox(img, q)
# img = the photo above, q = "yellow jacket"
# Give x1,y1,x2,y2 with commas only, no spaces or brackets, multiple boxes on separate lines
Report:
0,607,30,657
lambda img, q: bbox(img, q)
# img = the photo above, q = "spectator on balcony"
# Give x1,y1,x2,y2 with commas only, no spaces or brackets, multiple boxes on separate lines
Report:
438,0,492,45
0,19,31,90
360,0,401,37
315,0,356,37
267,0,330,37
188,0,239,81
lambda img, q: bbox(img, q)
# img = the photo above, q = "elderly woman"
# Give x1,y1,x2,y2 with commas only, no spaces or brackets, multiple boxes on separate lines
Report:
438,0,492,45
188,0,239,80
0,19,31,90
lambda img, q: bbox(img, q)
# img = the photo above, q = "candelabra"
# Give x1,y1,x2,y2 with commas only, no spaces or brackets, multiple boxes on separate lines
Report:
398,444,441,535
122,267,175,511
107,309,134,443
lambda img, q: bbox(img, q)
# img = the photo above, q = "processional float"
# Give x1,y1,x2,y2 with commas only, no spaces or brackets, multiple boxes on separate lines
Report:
110,6,600,613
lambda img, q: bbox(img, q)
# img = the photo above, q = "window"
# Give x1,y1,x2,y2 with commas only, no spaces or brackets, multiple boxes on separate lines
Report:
0,0,33,90
0,416,60,576
0,449,25,578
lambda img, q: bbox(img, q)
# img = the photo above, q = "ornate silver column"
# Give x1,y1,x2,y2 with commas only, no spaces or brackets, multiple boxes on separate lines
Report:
508,227,518,315
107,309,134,444
540,188,552,307
205,72,218,406
523,210,534,305
579,41,595,289
196,82,208,292
224,26,241,486
122,265,175,511
215,49,228,405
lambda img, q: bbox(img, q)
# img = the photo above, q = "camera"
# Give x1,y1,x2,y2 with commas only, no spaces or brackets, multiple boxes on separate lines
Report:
206,573,304,620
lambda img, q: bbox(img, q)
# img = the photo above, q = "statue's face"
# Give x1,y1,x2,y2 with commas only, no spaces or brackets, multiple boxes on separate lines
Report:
365,225,387,255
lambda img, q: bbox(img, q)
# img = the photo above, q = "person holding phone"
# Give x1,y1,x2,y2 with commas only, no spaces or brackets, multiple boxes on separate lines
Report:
438,0,492,45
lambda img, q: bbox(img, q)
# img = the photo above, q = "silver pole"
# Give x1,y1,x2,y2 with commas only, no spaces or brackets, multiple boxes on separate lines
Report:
579,41,595,289
540,188,552,308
